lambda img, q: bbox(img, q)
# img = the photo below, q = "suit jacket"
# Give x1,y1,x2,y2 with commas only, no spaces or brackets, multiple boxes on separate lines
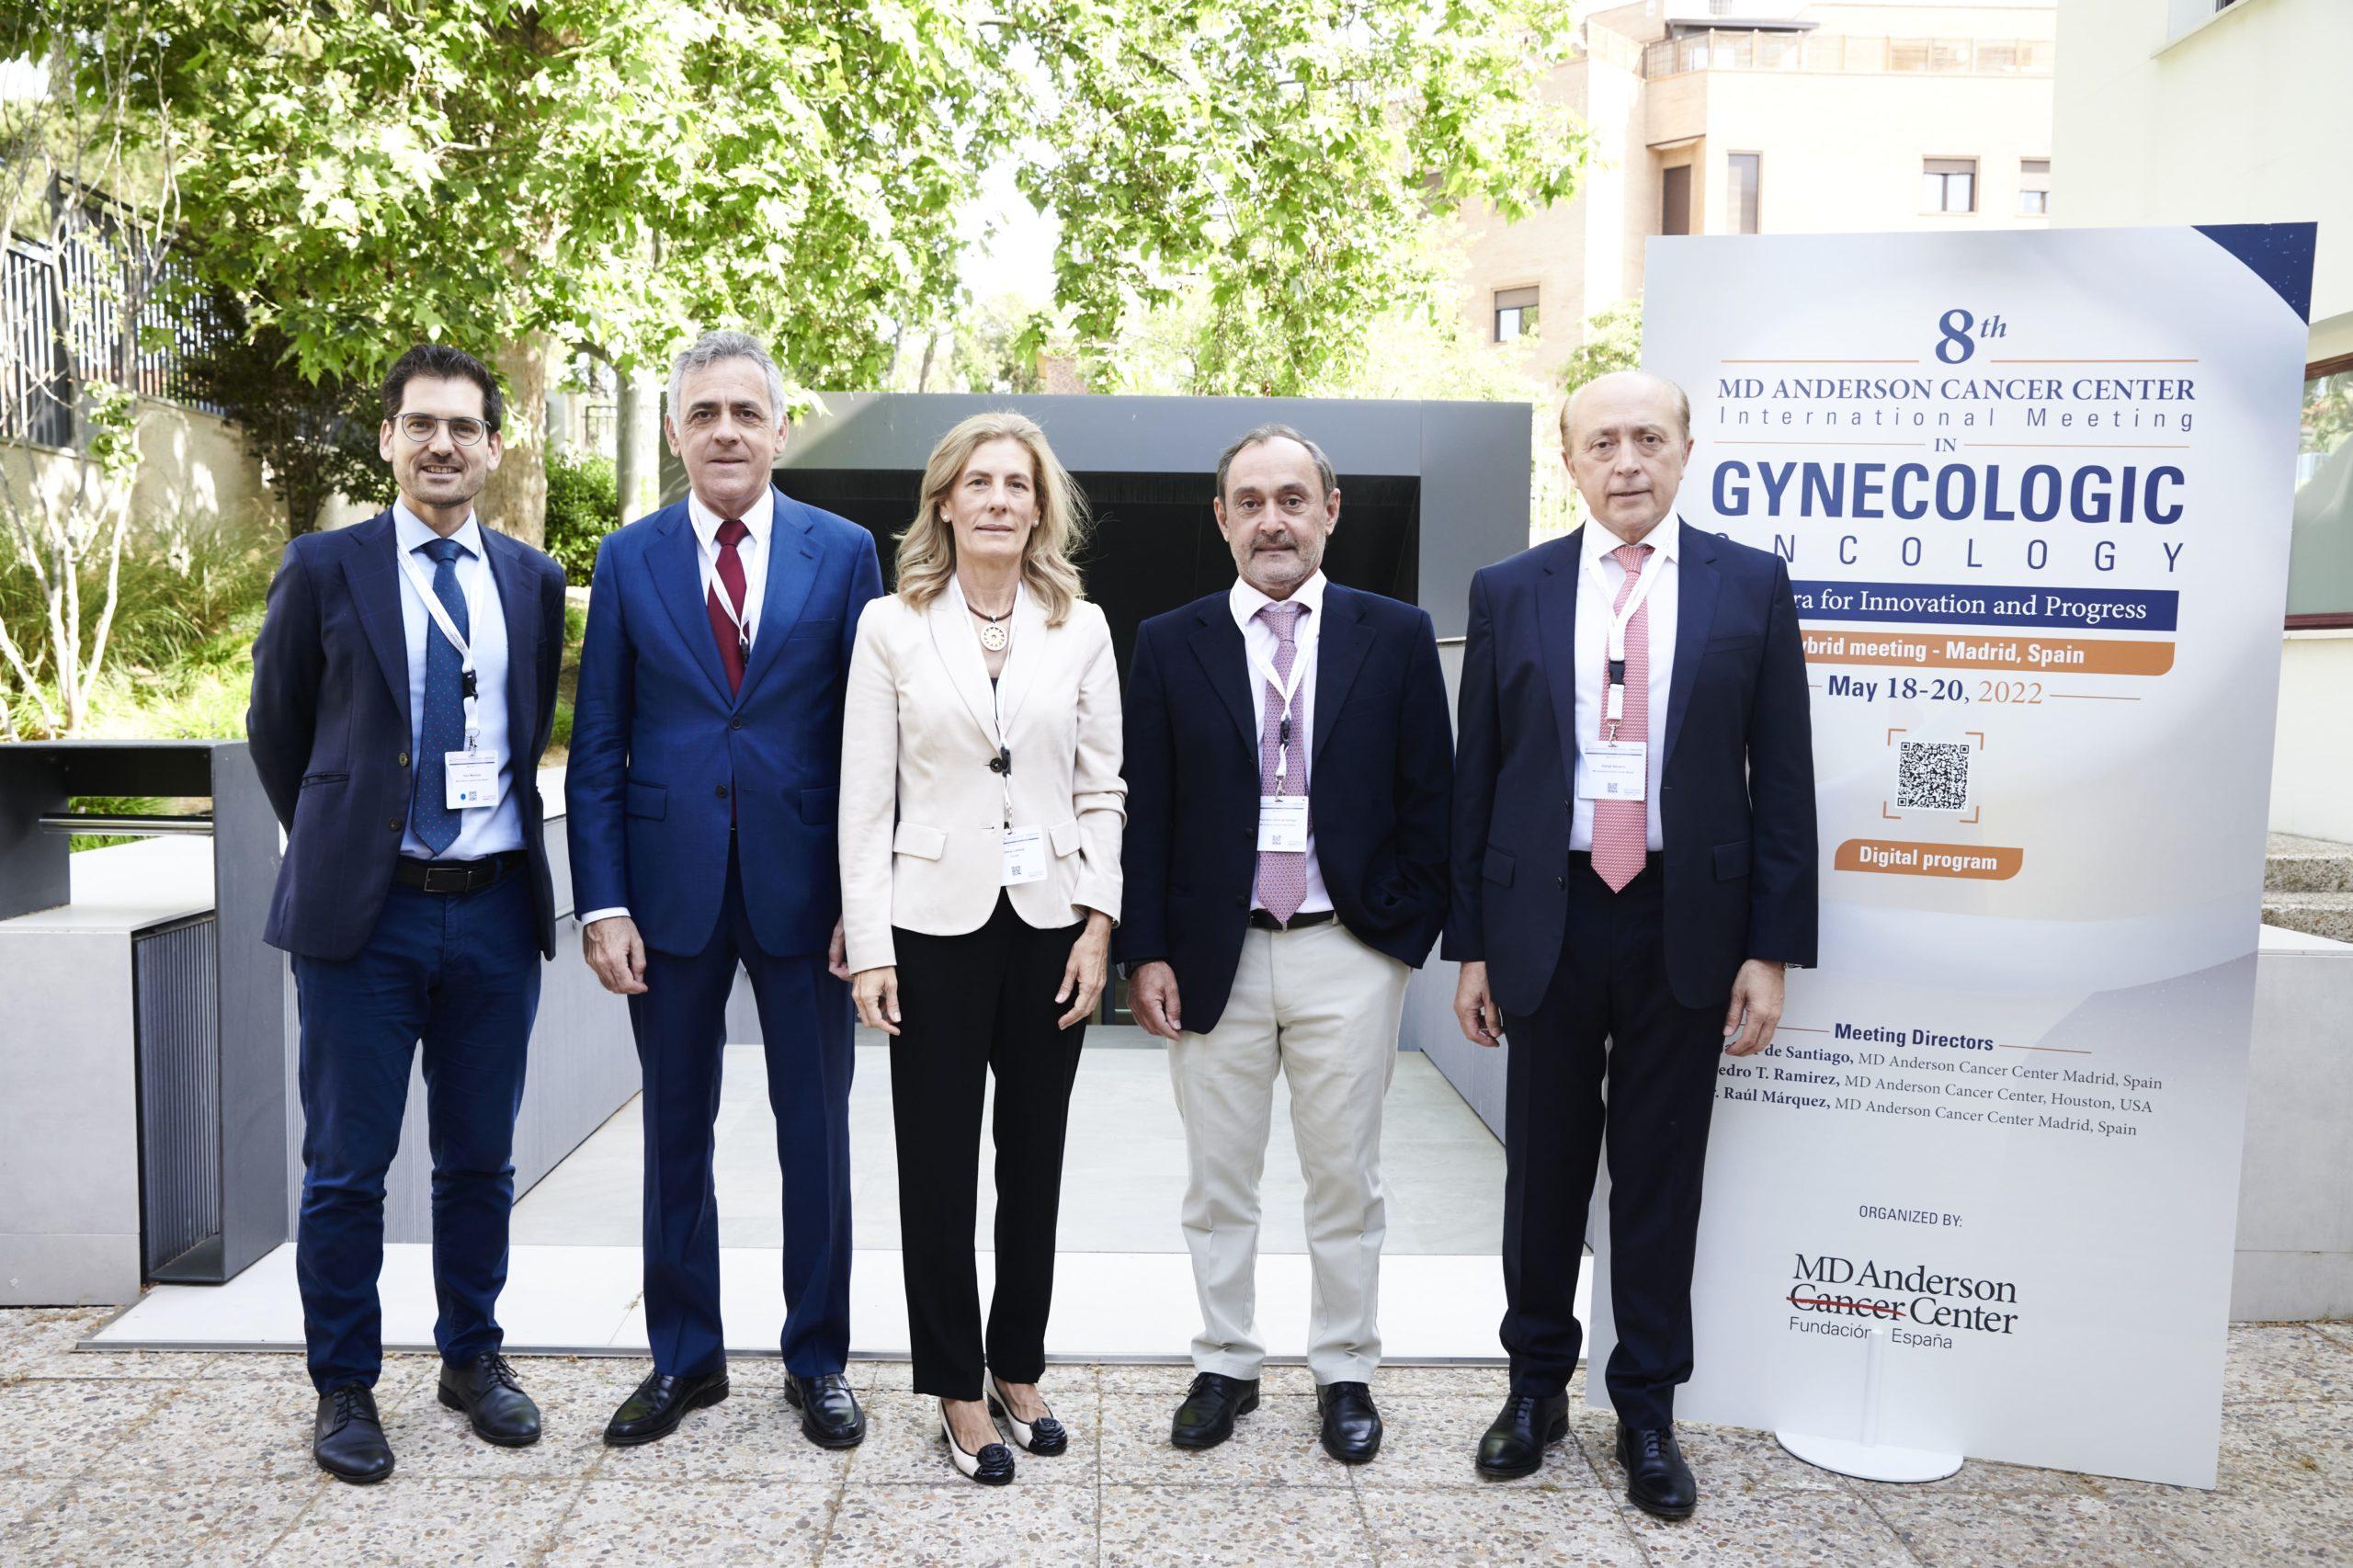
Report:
245,508,568,962
837,588,1125,973
1115,582,1453,1035
565,485,884,959
1444,521,1818,1017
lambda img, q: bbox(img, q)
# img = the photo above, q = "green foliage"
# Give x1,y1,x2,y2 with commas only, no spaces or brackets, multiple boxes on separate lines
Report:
543,450,618,583
1561,297,1645,392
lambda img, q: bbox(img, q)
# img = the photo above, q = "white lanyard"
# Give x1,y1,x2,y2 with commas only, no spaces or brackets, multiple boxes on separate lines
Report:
396,540,492,746
705,532,755,653
1593,545,1664,742
1246,623,1312,796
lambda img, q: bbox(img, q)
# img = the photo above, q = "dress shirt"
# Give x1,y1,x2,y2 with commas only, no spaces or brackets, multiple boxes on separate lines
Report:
1569,513,1679,854
1229,569,1333,915
392,501,523,860
578,485,779,927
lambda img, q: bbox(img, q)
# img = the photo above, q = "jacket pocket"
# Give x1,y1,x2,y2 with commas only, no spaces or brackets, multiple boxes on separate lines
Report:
300,771,348,787
1713,839,1752,881
625,779,667,820
799,785,839,826
892,822,947,859
1482,846,1516,886
1048,818,1083,858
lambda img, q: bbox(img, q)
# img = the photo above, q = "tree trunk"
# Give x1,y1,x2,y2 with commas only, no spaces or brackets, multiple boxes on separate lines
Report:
482,334,551,547
614,363,663,526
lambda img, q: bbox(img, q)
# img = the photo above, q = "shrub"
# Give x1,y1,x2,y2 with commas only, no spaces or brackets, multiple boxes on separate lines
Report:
544,450,619,583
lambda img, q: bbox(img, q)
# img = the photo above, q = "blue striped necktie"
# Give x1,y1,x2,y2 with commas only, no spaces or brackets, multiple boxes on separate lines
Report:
411,536,471,855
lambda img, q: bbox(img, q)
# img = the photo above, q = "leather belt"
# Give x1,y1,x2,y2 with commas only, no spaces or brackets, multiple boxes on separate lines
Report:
394,852,525,894
1248,907,1336,933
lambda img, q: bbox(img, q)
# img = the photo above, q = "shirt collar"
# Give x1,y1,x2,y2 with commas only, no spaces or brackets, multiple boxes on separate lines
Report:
688,483,776,547
1583,512,1680,572
1229,569,1328,631
393,499,484,562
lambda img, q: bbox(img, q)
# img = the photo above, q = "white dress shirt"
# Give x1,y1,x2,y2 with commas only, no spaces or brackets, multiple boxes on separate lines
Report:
1230,570,1333,915
1569,514,1679,854
392,501,522,860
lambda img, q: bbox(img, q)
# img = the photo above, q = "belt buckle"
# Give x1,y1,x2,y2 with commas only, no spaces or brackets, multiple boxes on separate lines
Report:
424,863,472,893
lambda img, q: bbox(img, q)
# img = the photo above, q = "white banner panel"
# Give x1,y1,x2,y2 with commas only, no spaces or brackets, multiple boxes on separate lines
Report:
1596,225,2315,1487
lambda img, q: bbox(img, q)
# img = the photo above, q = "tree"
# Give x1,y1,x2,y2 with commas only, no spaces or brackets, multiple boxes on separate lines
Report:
1560,296,1644,391
180,296,391,536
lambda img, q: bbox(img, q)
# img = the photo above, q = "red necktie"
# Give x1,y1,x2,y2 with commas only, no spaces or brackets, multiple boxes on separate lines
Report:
706,517,750,693
1593,542,1654,892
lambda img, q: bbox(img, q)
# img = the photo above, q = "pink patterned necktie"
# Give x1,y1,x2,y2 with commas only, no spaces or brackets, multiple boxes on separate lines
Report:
1593,542,1654,892
1253,599,1308,923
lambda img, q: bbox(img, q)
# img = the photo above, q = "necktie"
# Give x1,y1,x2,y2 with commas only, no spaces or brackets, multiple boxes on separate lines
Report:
706,517,750,693
1253,599,1308,924
411,536,471,857
1592,542,1654,892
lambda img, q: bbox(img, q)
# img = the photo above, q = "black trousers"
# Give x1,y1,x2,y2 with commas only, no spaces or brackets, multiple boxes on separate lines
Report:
1499,854,1724,1429
890,893,1087,1400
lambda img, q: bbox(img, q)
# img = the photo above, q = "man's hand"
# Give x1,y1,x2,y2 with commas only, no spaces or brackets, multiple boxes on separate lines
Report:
1722,959,1785,1056
1128,960,1183,1040
852,966,902,1037
1454,960,1505,1048
827,916,850,982
584,915,648,995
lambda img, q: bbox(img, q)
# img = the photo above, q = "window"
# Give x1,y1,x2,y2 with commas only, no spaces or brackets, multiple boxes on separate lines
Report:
1727,153,1761,234
2290,356,2353,623
1662,165,1692,236
1494,287,1539,344
1923,157,1976,214
2019,158,2051,216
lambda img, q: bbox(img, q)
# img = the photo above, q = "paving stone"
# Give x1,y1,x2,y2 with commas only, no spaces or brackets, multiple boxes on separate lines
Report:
1341,1395,1590,1491
2224,1324,2349,1403
1097,1481,1370,1566
1617,1487,1915,1565
1573,1403,1847,1499
545,1479,835,1565
846,1388,1097,1486
0,1377,176,1479
89,1374,404,1483
1097,1392,1345,1488
1357,1484,1646,1565
0,1475,69,1528
378,1360,615,1480
1874,1494,2183,1567
261,1476,584,1565
2123,1490,2353,1564
1846,1456,2093,1498
824,1481,1097,1566
6,1476,315,1566
2215,1400,2353,1495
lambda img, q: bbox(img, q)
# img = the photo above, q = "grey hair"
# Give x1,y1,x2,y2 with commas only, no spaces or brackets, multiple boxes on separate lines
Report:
1215,423,1336,504
668,329,789,424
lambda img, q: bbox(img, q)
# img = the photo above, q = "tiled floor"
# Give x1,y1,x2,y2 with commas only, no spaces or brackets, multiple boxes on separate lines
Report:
4,1312,2349,1564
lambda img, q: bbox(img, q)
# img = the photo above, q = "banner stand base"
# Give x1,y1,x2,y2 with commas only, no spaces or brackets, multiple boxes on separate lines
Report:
1775,1431,1963,1483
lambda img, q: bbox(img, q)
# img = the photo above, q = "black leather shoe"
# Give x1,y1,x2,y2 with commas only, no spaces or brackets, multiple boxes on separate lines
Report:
1616,1423,1699,1518
1170,1372,1259,1449
785,1371,867,1448
438,1352,541,1447
313,1384,394,1483
1475,1392,1569,1479
603,1368,729,1447
1315,1381,1382,1463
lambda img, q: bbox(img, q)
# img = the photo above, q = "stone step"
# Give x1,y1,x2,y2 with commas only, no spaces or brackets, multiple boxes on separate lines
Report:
2266,833,2353,893
2262,892,2353,944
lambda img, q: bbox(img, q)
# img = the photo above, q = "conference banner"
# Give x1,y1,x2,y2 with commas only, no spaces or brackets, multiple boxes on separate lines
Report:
1592,225,2316,1486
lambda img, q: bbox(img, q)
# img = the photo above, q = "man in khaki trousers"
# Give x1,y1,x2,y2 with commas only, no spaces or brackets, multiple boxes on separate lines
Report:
1117,425,1454,1464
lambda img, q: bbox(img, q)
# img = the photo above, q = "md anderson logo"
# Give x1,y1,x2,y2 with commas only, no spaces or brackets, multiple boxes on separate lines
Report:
1786,1254,2019,1346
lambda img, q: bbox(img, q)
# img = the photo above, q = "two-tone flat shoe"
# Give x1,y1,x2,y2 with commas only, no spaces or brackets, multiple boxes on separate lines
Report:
942,1403,1016,1484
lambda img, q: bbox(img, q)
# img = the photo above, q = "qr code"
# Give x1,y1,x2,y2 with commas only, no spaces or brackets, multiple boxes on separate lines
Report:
1897,741,1970,812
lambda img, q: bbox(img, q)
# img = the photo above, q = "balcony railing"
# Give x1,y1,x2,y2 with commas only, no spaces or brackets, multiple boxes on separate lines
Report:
1640,30,2053,79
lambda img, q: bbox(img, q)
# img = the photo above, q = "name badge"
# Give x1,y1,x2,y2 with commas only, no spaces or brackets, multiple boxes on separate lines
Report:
1577,743,1647,802
1001,824,1047,886
1257,794,1311,853
445,751,501,810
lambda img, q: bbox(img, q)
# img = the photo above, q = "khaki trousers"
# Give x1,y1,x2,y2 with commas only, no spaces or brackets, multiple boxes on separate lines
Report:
1166,920,1410,1385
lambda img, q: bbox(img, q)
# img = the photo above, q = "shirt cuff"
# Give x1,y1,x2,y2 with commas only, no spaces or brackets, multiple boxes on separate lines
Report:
577,907,631,926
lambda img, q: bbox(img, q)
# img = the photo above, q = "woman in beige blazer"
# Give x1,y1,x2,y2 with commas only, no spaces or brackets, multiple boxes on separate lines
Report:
839,410,1123,1484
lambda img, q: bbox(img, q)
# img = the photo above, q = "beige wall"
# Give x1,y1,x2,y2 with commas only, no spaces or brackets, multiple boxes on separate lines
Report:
2,401,278,536
2268,633,2353,841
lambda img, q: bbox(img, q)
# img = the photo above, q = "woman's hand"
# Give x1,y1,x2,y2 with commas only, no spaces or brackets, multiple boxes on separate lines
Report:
852,966,902,1037
1055,911,1113,1030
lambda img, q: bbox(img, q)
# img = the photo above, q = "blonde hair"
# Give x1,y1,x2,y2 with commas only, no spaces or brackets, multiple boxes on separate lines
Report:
896,411,1089,626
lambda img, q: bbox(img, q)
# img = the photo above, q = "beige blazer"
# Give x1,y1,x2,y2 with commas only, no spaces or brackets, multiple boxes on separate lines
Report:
838,585,1125,974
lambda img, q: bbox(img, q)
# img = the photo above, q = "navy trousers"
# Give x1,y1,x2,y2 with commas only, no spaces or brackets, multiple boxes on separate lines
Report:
1498,854,1724,1429
292,872,540,1392
628,846,856,1379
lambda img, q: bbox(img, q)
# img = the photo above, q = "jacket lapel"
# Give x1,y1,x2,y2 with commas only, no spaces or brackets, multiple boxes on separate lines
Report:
995,582,1050,729
1536,532,1584,787
735,488,822,705
1309,585,1370,766
649,504,733,702
927,586,1001,749
480,529,536,750
1660,522,1720,772
1187,600,1258,760
341,510,412,734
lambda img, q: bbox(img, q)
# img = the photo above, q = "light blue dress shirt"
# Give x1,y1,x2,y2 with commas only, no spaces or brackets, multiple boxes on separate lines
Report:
393,502,524,860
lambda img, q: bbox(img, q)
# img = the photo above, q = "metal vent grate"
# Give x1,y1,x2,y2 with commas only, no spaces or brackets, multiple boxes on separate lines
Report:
133,915,222,1278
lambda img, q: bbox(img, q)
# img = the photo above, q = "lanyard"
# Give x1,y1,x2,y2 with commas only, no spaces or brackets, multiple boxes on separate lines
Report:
1245,619,1312,796
705,531,756,661
967,577,1021,826
1592,544,1663,743
396,540,492,746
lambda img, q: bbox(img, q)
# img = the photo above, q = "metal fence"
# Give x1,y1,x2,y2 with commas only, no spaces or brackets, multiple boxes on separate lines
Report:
1642,31,2054,79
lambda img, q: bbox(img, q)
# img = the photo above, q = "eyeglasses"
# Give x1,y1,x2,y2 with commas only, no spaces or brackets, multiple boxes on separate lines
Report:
396,414,493,447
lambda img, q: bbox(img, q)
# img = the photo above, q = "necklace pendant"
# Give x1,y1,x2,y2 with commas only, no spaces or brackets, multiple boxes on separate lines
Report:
980,623,1009,653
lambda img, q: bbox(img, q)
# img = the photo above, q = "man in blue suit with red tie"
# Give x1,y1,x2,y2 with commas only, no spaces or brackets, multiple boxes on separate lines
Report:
248,344,569,1483
568,330,882,1449
1448,371,1817,1517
